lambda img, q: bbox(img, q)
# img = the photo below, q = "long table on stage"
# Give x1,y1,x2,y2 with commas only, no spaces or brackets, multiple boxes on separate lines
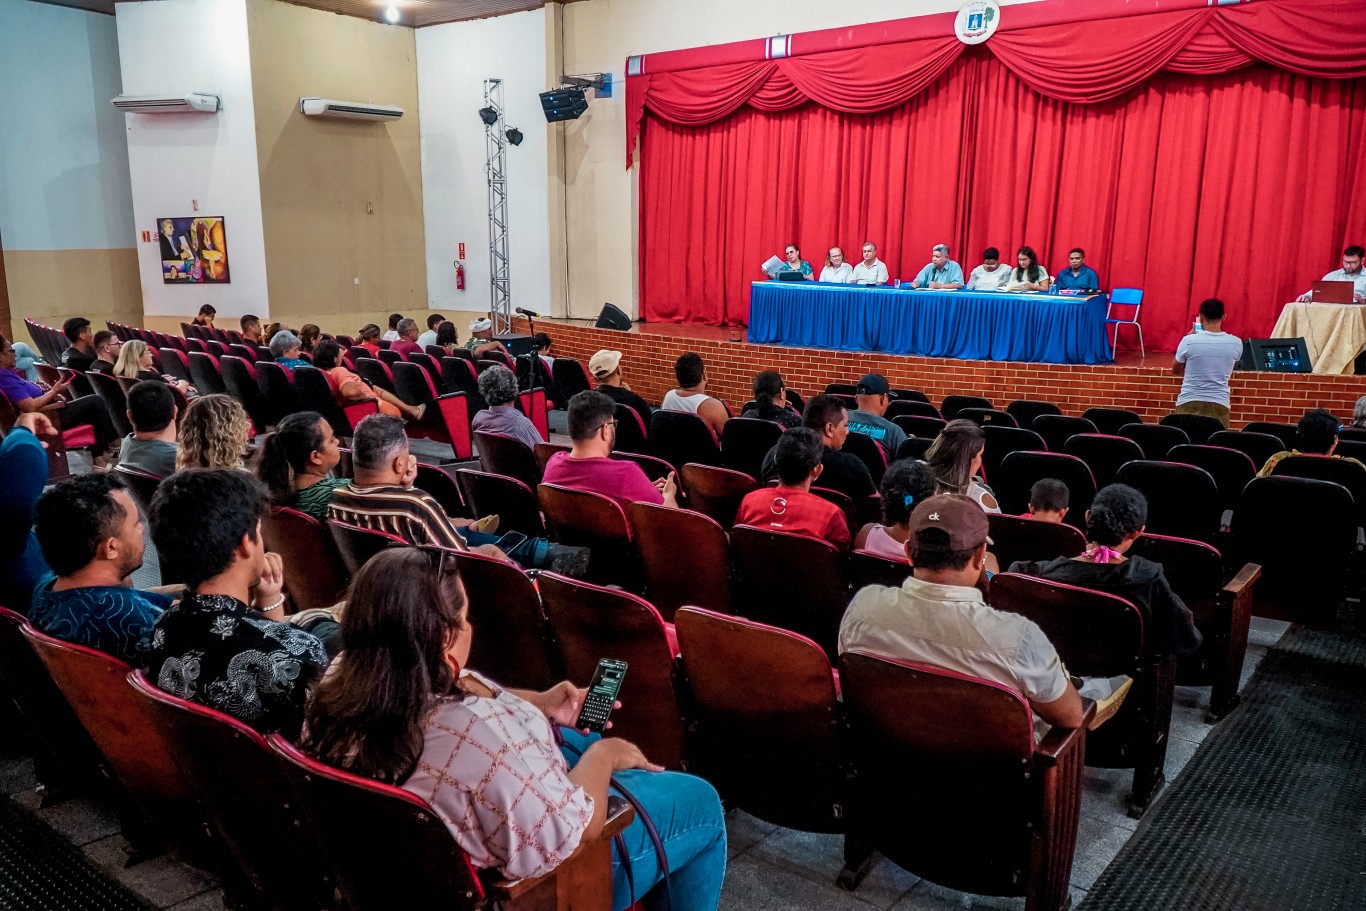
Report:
748,281,1113,365
1270,300,1366,375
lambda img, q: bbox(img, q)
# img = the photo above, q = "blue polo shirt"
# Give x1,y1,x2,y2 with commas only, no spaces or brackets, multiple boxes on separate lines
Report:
912,260,965,287
1054,266,1101,291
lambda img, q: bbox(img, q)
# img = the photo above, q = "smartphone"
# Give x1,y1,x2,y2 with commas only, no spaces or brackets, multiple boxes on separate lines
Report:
575,658,628,732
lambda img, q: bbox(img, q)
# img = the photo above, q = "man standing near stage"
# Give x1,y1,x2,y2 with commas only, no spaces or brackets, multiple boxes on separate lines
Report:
1172,297,1242,428
851,242,889,286
910,244,965,290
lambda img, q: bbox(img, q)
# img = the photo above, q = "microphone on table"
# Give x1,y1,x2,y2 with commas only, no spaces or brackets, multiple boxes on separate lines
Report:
515,307,541,317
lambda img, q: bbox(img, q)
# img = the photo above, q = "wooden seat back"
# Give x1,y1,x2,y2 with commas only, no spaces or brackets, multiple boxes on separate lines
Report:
680,463,757,528
475,430,541,489
262,507,350,610
729,525,848,659
455,468,545,537
628,501,731,619
453,551,564,691
988,513,1086,570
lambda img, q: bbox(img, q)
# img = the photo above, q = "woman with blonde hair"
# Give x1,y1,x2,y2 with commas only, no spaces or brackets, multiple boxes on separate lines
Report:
113,340,196,397
924,418,1000,513
177,393,251,470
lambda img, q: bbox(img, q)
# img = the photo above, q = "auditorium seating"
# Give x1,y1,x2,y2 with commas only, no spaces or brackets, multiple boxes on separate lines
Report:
680,463,758,527
187,351,229,396
957,406,1017,427
1167,444,1256,516
327,520,406,576
220,355,275,429
940,394,991,420
720,416,782,479
475,430,541,488
1063,433,1145,490
729,525,849,659
294,365,378,438
455,468,545,537
85,370,134,438
1268,454,1366,535
539,482,640,589
1207,430,1283,470
650,410,721,470
988,513,1086,570
551,357,593,404
1118,422,1189,460
440,356,488,413
255,361,304,422
981,425,1047,483
1114,460,1222,543
613,403,651,454
613,450,673,483
113,465,163,514
1242,421,1297,451
841,431,887,485
1160,412,1224,446
629,502,732,620
413,463,467,518
261,507,350,611
895,437,934,460
845,548,913,591
994,451,1096,529
1082,407,1143,436
892,414,947,440
1005,399,1062,427
885,399,942,421
1031,414,1097,452
454,549,564,691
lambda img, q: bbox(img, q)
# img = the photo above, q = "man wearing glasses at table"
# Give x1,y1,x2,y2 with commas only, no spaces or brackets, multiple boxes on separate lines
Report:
909,244,965,290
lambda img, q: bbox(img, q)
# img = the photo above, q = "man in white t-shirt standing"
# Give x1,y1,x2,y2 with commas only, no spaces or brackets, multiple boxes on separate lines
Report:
1173,297,1243,428
850,242,889,286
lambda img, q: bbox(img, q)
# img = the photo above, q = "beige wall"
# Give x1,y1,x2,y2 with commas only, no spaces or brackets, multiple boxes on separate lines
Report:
247,0,428,336
555,0,1044,319
4,248,143,341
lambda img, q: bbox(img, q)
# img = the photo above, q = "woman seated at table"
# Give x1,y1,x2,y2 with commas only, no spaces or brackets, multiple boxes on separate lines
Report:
302,547,727,911
311,339,424,421
819,247,854,284
1005,245,1051,292
769,244,813,280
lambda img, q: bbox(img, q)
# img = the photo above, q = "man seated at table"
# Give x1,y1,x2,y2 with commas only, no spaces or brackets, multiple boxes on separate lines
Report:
966,248,1011,291
851,242,889,286
1296,245,1366,303
909,244,965,290
1053,248,1101,291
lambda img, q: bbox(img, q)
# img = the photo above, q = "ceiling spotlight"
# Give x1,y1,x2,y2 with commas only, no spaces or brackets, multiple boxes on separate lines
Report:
383,5,400,23
505,127,523,146
478,106,499,126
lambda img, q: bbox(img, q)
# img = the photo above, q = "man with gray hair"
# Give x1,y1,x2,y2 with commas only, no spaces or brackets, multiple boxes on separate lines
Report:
269,330,309,369
909,244,965,289
472,365,543,450
390,318,422,358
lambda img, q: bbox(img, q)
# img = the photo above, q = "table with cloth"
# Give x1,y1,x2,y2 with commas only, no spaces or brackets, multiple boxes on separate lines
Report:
1270,301,1366,375
747,282,1112,365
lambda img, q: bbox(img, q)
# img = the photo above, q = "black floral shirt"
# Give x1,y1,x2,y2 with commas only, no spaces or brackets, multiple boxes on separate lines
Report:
145,593,329,735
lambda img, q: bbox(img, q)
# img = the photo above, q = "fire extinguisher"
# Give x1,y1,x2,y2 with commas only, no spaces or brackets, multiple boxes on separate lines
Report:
454,260,466,291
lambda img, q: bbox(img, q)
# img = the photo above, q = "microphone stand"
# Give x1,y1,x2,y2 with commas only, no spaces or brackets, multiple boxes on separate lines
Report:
522,310,544,398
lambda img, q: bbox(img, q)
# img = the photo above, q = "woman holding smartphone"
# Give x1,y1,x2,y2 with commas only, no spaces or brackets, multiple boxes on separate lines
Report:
303,547,727,910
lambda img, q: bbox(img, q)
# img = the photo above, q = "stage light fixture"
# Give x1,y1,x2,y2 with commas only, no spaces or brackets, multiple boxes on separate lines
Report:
383,4,400,23
478,106,499,126
505,127,523,146
539,87,588,123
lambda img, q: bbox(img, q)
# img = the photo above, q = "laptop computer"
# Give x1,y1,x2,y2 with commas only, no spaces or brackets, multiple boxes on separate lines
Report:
1311,280,1356,304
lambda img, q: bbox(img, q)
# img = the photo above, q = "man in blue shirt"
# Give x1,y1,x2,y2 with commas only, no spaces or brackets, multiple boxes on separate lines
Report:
1054,248,1101,291
909,244,965,290
29,474,175,663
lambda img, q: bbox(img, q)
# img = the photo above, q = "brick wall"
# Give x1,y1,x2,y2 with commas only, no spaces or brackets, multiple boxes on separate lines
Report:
527,319,1366,429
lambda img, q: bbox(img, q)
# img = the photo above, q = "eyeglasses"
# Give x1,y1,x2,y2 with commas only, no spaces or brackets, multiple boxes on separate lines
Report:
596,419,618,434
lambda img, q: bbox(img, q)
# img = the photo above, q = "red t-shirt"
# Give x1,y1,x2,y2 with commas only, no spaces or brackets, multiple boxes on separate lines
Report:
540,452,663,509
735,487,851,548
392,340,422,358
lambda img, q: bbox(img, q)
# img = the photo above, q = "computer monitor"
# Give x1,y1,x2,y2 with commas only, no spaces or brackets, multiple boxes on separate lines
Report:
1240,337,1312,373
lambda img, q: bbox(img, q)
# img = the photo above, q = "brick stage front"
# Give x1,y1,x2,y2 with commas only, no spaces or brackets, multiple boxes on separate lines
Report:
526,318,1366,429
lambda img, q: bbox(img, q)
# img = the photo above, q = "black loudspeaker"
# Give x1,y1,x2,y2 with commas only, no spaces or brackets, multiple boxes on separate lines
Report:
540,87,588,123
1239,337,1311,372
595,303,633,331
493,333,534,357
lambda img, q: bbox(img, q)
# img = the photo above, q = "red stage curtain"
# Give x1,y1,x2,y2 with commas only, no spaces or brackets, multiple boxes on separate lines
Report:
639,53,1366,351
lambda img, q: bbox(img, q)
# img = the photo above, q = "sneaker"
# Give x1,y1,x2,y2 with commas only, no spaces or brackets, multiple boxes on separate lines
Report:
546,543,591,578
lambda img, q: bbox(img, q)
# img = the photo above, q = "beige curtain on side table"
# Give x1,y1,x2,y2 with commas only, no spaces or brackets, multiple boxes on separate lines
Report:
1270,302,1366,375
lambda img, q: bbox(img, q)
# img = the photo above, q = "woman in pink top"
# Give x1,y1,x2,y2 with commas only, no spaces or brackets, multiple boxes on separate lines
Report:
302,548,727,909
855,458,937,560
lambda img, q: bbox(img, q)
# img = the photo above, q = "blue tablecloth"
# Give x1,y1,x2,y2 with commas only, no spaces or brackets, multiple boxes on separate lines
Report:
748,282,1112,365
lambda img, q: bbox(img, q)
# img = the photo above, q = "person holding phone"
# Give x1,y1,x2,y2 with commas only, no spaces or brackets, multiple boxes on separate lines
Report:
303,547,727,910
0,334,118,464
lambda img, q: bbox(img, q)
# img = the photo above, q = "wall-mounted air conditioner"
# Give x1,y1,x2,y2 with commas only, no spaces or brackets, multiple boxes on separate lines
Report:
111,93,221,114
299,98,404,121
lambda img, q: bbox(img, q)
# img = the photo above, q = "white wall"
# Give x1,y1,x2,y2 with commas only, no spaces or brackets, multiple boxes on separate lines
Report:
417,9,554,318
115,0,269,319
0,0,133,250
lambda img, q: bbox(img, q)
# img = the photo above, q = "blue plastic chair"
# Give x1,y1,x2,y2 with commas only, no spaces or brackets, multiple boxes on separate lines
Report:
1106,288,1144,357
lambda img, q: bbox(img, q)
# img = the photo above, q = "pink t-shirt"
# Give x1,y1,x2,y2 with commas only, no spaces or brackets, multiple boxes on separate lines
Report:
540,452,663,508
391,340,422,358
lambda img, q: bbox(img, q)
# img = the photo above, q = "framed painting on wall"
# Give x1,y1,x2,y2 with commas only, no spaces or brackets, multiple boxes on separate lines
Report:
158,216,230,283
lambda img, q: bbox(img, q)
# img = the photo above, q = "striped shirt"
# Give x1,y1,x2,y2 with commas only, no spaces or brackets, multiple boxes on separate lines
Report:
327,482,468,551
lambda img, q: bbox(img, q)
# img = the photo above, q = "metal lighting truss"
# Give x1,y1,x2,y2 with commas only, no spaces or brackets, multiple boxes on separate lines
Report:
483,78,512,333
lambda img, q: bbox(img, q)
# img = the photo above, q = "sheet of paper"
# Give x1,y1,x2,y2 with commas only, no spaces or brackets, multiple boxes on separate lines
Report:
760,255,784,275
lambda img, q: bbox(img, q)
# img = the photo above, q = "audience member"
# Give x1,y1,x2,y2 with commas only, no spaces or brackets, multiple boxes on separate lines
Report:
542,391,679,509
60,317,96,373
382,313,404,342
114,339,196,398
177,393,250,471
118,381,180,478
465,318,512,360
1028,478,1070,523
241,315,265,344
851,242,888,286
301,547,726,907
1172,298,1241,427
924,419,1000,512
1353,395,1366,430
433,320,460,355
735,428,850,547
312,339,423,421
191,305,216,328
741,370,802,429
1005,246,1050,292
297,324,322,353
270,330,310,369
0,412,56,609
589,349,651,425
264,322,284,344
760,395,876,502
90,330,120,373
854,458,937,559
1258,408,1365,477
357,324,383,356
967,247,1011,291
391,318,422,358
29,474,174,662
146,469,329,733
846,373,908,457
472,365,542,450
416,314,445,350
1009,484,1202,658
909,244,965,290
532,332,555,374
252,411,345,520
1053,248,1101,291
661,352,729,438
819,247,854,284
1296,244,1366,303
839,494,1085,733
0,335,117,461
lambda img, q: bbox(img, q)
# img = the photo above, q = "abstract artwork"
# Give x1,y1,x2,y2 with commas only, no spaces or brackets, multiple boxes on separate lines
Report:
158,216,230,283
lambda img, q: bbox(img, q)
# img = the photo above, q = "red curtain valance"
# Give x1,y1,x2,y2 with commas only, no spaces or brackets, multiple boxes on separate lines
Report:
625,0,1366,166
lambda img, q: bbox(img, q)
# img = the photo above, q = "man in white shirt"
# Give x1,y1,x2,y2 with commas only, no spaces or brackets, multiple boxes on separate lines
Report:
416,314,444,349
381,313,403,342
1173,297,1243,428
839,494,1084,734
1296,245,1366,303
850,242,889,286
966,247,1011,291
909,244,965,290
819,247,855,284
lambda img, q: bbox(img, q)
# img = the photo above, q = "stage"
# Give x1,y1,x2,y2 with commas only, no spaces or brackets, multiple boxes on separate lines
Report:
525,317,1366,429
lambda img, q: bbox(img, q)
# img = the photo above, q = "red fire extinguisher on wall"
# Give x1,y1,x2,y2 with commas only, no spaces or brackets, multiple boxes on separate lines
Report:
454,260,465,291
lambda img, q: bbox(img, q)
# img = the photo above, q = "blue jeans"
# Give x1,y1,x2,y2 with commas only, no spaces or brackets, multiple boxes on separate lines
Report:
559,729,727,911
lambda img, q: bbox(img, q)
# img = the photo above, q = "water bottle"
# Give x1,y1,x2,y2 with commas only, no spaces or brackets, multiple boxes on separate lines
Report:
1193,319,1203,334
